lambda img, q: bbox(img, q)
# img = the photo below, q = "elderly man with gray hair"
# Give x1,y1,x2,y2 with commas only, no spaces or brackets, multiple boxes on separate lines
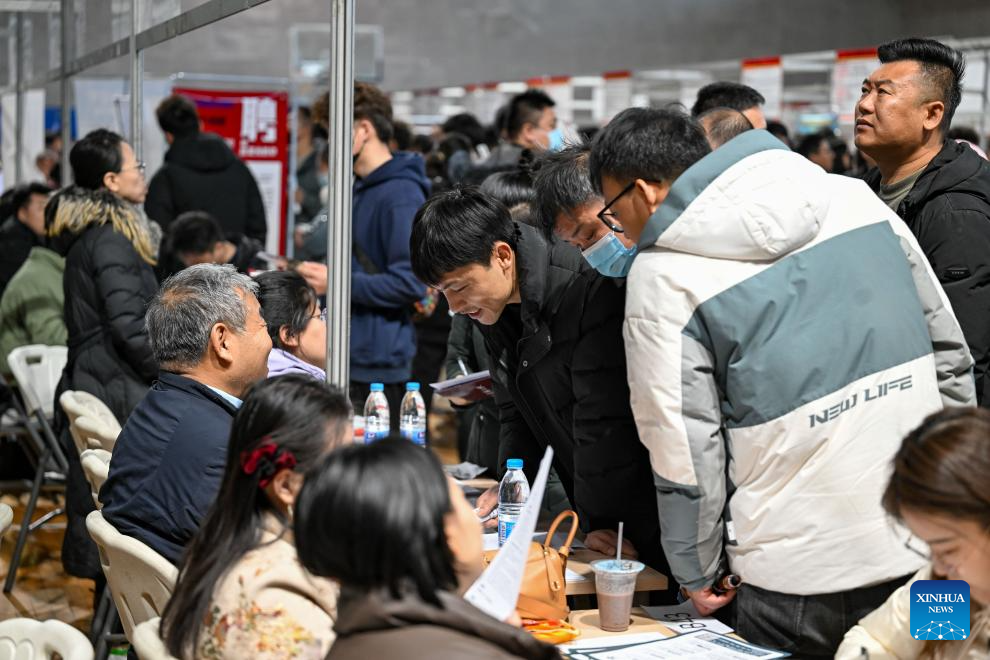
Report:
100,263,271,563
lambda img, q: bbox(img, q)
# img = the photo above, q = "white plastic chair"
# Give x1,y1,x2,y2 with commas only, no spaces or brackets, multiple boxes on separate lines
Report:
0,618,94,660
86,511,178,644
60,391,121,455
74,415,121,454
131,618,178,660
4,345,69,594
0,502,12,555
80,449,111,509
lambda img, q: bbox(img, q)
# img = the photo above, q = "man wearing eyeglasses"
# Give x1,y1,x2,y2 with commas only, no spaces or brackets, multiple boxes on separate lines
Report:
410,186,675,602
589,107,975,656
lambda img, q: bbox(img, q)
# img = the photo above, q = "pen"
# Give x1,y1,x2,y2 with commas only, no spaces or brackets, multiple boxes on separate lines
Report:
457,358,470,376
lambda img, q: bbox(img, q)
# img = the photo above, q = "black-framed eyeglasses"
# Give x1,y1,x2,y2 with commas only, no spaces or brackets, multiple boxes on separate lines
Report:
596,179,663,234
904,534,932,561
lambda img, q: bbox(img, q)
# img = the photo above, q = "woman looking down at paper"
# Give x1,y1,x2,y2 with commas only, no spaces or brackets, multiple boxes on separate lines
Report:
837,408,990,659
294,438,558,660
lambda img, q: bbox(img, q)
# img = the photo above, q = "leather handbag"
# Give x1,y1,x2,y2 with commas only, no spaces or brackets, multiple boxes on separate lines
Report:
482,510,579,620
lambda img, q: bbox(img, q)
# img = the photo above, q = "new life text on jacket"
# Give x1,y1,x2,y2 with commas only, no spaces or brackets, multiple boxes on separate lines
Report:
624,130,975,595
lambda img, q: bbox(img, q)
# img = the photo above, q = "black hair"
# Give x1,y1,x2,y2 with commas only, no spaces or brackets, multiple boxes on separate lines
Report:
878,38,965,132
161,375,352,657
765,120,791,146
489,106,509,145
828,135,850,175
947,125,980,145
412,134,435,155
167,211,224,257
696,107,753,149
691,82,765,117
69,129,125,191
796,132,831,159
156,94,201,139
532,143,599,239
480,168,535,213
442,113,486,147
392,120,414,151
10,182,52,218
505,89,556,141
295,437,458,606
44,132,61,148
255,270,319,350
410,186,516,286
588,107,711,193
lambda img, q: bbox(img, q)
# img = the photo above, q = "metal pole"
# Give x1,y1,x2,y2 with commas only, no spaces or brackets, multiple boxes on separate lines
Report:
14,12,24,184
59,0,71,185
325,0,354,387
129,0,143,160
286,86,298,259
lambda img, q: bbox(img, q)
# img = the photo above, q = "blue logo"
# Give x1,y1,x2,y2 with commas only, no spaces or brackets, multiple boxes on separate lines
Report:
910,580,970,641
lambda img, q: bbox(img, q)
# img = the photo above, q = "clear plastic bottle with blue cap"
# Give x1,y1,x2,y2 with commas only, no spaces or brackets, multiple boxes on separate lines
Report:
498,458,530,547
399,382,427,447
363,383,390,444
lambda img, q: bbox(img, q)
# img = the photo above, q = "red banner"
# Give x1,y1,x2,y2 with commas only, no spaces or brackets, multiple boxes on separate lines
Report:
173,87,289,255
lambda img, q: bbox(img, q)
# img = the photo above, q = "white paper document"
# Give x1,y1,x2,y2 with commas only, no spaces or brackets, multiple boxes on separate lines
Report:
464,446,554,621
642,601,734,635
562,630,788,659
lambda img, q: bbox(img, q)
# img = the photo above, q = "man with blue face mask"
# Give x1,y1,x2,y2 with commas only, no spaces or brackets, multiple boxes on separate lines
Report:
533,144,637,278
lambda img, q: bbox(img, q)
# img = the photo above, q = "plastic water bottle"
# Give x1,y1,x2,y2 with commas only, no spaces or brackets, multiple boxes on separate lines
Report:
498,458,530,547
399,382,427,447
363,383,390,444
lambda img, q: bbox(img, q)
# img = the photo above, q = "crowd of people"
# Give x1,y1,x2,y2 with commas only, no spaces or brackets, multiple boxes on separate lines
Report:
0,35,989,659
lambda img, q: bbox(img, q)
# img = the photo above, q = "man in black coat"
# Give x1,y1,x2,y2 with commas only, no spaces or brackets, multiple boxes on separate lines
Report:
145,94,267,245
857,38,990,404
99,263,272,563
410,187,672,597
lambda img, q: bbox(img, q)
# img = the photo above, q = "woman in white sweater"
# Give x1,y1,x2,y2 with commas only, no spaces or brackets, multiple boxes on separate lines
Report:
837,408,990,660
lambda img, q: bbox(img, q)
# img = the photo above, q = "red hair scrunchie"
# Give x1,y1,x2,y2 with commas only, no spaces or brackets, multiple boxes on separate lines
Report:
240,439,297,489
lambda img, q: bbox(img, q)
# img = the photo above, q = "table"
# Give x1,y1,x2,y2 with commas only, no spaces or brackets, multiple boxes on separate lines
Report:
568,607,675,640
565,549,668,596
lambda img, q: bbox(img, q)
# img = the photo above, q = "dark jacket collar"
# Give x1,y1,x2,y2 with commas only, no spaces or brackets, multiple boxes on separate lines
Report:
865,140,990,218
334,586,557,660
155,371,240,416
513,222,587,334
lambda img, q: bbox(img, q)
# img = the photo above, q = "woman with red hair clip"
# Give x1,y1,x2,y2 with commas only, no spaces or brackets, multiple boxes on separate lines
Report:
160,374,353,659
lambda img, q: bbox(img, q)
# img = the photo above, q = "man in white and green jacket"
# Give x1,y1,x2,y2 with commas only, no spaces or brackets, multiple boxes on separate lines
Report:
589,108,975,657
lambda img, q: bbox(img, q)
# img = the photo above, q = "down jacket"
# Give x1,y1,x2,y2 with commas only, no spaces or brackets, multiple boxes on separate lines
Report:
624,130,975,595
478,222,664,573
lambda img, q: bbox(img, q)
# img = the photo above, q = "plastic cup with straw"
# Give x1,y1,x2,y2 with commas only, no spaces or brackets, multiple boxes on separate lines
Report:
590,521,645,632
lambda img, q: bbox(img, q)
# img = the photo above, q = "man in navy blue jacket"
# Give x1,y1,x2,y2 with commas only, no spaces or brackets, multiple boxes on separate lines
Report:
347,82,430,425
99,264,272,563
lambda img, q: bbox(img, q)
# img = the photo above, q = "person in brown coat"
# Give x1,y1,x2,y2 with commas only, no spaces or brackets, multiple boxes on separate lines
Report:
295,438,560,660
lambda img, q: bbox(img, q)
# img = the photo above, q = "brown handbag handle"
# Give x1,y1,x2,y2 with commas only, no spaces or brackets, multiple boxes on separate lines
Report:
543,510,579,558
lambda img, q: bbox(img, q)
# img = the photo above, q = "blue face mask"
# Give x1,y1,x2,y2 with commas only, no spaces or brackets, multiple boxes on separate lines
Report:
547,128,565,151
581,232,637,278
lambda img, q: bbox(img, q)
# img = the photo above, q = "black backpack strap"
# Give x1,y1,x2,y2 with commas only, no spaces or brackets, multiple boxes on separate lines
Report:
352,239,380,275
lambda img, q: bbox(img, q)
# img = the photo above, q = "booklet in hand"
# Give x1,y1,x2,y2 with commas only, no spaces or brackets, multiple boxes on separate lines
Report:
430,370,493,402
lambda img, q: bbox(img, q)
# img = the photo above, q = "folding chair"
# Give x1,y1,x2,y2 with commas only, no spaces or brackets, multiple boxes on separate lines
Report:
0,618,94,660
80,449,111,509
4,345,69,594
74,415,121,454
131,618,178,660
60,391,121,455
87,511,178,657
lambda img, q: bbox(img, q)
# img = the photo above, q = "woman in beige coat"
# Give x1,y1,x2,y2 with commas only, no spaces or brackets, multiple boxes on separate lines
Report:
837,408,990,659
160,375,353,659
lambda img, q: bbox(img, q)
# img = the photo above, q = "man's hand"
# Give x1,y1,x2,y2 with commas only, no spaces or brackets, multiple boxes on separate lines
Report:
474,485,498,531
682,585,736,617
294,261,328,295
585,529,639,559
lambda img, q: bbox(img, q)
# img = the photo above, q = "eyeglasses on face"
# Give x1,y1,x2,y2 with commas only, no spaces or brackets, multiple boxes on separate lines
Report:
596,179,664,234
